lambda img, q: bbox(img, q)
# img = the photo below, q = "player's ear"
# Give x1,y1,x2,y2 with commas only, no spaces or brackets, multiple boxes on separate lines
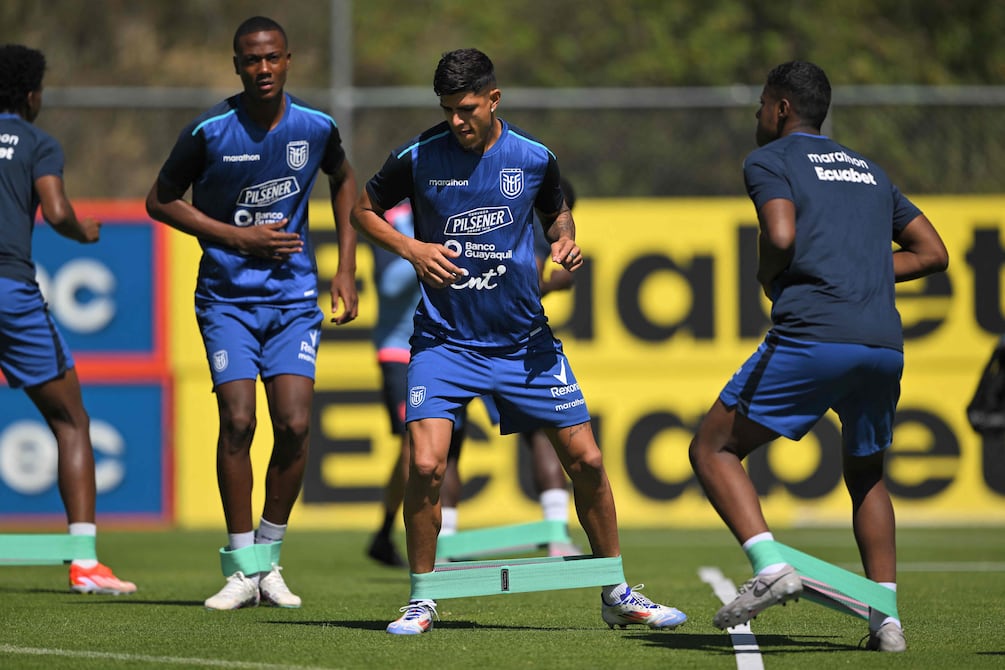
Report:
489,88,501,112
233,55,240,75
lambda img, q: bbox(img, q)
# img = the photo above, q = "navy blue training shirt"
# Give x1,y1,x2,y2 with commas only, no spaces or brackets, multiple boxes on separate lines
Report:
744,132,923,350
0,113,63,284
157,93,346,305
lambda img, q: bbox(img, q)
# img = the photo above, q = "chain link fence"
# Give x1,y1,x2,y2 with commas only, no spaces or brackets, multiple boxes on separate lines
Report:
41,85,1005,200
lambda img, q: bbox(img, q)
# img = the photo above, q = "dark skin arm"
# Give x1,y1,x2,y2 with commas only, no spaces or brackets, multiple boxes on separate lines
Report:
36,174,99,243
754,197,796,297
756,200,950,296
892,213,949,281
145,179,303,260
326,160,359,324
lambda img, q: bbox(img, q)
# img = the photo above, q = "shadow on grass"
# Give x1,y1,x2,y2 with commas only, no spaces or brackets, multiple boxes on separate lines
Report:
271,619,608,632
632,632,861,653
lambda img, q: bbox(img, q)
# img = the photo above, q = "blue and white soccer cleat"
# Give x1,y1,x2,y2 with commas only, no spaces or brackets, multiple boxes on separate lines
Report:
386,599,439,635
601,585,688,629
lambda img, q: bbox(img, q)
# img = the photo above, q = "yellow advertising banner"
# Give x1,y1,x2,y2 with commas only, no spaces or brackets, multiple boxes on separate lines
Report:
169,197,1005,529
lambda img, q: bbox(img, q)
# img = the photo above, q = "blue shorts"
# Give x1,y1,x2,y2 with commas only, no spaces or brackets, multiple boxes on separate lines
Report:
381,361,501,436
0,278,75,389
720,332,903,457
406,330,590,435
195,301,323,388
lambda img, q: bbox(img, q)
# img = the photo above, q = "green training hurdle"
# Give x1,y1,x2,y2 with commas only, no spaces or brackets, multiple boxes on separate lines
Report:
435,520,573,561
411,554,624,600
0,534,96,566
774,542,899,619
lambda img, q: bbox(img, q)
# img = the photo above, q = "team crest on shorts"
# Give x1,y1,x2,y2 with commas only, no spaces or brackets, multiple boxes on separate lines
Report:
212,349,229,372
499,168,524,199
286,140,309,170
409,385,427,407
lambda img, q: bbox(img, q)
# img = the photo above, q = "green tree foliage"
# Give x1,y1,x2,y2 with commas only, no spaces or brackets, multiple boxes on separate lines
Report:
0,0,1001,197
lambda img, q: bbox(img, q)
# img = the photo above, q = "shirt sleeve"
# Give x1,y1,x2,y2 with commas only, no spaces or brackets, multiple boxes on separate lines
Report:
157,123,206,193
743,152,792,210
533,153,564,214
320,123,347,175
365,149,414,211
32,133,64,180
890,184,923,235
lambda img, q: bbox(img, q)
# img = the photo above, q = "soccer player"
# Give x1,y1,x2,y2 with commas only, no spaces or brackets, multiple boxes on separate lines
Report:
687,61,949,652
438,178,581,557
0,44,136,595
352,48,686,635
146,16,358,610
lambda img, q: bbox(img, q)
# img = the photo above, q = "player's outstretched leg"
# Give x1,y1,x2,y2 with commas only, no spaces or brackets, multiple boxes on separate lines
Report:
601,584,688,630
713,564,802,629
386,599,438,635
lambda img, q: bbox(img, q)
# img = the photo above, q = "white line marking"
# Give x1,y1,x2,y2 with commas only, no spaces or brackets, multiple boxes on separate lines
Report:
0,645,335,670
699,567,764,670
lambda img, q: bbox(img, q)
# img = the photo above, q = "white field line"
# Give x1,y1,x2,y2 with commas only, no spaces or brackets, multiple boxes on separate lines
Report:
698,567,764,670
0,645,336,670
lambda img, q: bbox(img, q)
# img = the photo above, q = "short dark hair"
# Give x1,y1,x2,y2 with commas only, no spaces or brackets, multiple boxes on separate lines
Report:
0,44,45,114
233,16,288,53
433,48,496,96
765,61,831,128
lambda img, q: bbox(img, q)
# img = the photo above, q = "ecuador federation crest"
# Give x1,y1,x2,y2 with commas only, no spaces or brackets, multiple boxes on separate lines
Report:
409,385,427,407
499,168,524,199
286,140,309,170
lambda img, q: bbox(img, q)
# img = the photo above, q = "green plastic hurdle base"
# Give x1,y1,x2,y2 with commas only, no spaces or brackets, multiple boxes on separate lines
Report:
410,554,624,600
435,520,573,560
774,542,899,620
0,534,96,565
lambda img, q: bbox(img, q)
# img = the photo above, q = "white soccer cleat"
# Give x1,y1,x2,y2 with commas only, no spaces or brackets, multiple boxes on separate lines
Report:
601,585,688,630
204,571,259,610
713,564,802,629
864,621,907,652
259,564,301,608
386,600,438,635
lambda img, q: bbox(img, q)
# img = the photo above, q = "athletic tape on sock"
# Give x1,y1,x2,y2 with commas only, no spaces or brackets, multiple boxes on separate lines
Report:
219,540,282,576
744,537,786,574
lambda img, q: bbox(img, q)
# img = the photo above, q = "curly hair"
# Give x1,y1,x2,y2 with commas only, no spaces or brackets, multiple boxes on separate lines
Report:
233,16,287,53
765,60,831,129
0,44,45,114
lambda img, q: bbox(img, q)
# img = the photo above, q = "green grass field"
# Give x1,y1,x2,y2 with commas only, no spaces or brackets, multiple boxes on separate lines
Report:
2,527,1002,669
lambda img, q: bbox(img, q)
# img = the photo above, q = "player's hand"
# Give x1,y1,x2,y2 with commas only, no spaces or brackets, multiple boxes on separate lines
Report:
329,269,359,325
78,216,101,244
409,241,464,288
551,239,584,272
236,219,303,260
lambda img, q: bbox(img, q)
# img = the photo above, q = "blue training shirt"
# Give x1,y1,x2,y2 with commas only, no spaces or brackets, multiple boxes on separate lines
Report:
744,132,922,351
0,113,64,284
157,93,346,305
365,119,565,350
